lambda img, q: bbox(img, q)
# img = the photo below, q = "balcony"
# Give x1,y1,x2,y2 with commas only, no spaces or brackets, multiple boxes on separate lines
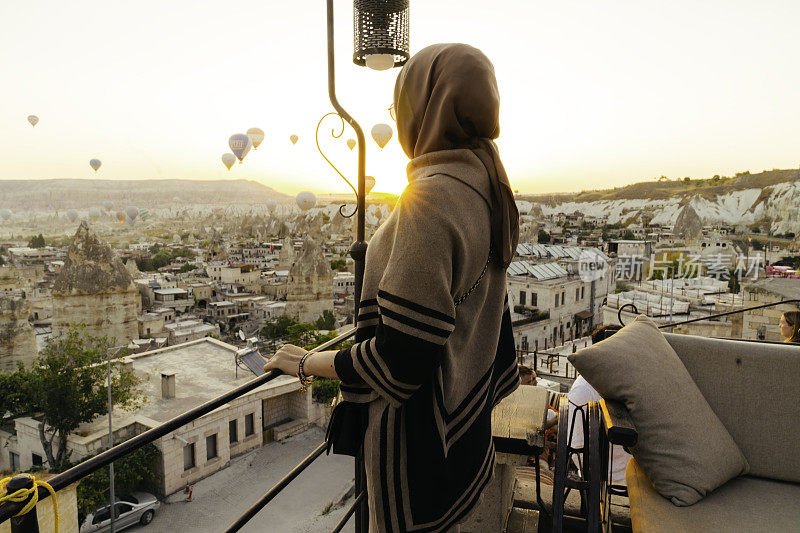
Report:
2,300,799,533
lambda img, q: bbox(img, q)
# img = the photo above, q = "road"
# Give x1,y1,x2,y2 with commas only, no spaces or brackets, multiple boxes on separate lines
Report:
127,427,355,533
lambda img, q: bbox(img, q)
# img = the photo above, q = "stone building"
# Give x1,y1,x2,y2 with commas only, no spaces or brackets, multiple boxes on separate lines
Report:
51,222,139,345
0,295,37,372
0,338,321,495
285,236,333,322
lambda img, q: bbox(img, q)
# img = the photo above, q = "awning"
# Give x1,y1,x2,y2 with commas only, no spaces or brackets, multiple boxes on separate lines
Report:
575,310,594,321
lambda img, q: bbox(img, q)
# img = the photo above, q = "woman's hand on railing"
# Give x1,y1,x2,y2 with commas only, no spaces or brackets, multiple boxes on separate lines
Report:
263,344,306,377
263,345,340,380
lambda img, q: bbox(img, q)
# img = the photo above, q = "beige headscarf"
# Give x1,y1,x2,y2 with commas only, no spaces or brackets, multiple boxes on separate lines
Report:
394,43,520,268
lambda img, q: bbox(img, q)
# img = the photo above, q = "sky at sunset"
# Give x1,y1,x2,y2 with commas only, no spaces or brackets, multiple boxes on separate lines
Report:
1,1,798,196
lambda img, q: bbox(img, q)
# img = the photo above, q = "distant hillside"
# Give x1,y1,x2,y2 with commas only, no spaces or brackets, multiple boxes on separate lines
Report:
516,168,800,234
519,168,800,205
0,179,289,210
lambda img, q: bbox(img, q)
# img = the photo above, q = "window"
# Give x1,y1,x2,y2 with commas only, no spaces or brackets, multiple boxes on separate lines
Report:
576,288,580,301
115,503,133,518
562,291,566,305
554,294,559,307
245,413,255,436
229,420,238,444
93,507,110,524
531,293,537,307
206,434,218,460
32,453,43,468
581,286,585,299
9,452,19,471
183,443,195,471
519,291,526,306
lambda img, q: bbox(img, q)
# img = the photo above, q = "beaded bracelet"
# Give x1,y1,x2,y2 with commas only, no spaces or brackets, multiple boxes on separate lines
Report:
297,351,315,392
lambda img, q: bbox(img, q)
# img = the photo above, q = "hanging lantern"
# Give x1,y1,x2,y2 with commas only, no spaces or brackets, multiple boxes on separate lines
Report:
353,0,410,71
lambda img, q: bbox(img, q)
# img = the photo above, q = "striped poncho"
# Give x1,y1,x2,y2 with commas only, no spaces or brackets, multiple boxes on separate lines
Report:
330,149,519,532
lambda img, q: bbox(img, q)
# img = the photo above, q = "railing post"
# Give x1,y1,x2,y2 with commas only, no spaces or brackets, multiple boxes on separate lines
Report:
6,475,40,533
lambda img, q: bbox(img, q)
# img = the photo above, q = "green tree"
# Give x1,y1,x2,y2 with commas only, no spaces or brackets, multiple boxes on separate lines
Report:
315,310,336,330
261,315,298,339
0,325,145,471
537,229,551,244
178,263,197,273
27,234,46,248
622,230,636,240
287,322,317,346
330,258,347,271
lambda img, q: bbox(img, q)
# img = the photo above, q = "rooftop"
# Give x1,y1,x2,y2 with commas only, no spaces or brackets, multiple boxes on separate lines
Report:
75,338,297,435
507,261,570,281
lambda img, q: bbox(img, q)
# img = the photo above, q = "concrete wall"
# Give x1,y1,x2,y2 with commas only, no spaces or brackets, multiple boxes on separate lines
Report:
741,289,797,342
0,481,78,533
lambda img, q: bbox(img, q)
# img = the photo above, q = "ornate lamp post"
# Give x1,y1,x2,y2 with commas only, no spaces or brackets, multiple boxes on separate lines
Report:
323,1,408,530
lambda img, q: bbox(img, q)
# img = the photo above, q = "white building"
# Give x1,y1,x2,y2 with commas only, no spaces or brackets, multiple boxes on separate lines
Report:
0,338,322,495
333,272,356,295
507,260,615,352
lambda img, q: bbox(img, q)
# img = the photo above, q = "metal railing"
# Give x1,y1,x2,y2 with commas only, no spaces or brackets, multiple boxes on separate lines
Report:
0,328,358,533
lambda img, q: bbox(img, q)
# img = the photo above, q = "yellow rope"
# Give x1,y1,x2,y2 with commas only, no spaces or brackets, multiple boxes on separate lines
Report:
0,474,59,533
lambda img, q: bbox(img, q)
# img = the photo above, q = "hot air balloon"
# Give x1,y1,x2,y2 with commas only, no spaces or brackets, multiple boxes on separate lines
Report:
295,192,316,211
126,206,138,222
116,211,125,223
103,201,113,211
365,176,376,194
89,208,101,220
67,209,78,223
89,159,102,172
221,153,236,171
371,124,392,149
212,206,224,219
138,208,150,221
289,134,299,145
0,209,11,220
27,115,39,127
347,138,356,151
228,134,252,163
247,128,265,150
266,199,277,213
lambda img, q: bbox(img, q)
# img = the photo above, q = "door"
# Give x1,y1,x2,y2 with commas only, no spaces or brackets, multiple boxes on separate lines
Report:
115,503,137,528
90,506,111,532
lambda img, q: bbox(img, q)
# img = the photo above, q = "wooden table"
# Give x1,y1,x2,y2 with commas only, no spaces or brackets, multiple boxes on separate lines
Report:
461,385,551,532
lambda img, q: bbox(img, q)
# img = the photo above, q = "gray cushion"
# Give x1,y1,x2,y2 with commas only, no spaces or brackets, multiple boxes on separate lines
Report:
664,333,800,483
567,315,748,506
627,458,800,533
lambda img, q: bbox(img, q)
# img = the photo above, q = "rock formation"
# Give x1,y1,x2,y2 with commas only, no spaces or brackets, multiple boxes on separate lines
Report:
674,204,704,245
124,259,141,279
285,236,333,322
0,296,37,372
277,236,295,269
51,222,139,344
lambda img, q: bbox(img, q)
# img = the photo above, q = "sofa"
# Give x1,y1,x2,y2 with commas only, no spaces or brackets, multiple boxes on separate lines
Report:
604,334,800,532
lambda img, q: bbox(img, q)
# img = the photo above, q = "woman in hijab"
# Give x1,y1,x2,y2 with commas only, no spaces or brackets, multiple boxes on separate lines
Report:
265,43,520,532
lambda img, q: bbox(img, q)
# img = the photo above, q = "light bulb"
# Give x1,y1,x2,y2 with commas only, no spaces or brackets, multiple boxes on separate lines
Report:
365,54,394,71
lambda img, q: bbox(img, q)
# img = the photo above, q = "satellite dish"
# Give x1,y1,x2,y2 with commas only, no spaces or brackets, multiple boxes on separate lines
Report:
238,330,246,341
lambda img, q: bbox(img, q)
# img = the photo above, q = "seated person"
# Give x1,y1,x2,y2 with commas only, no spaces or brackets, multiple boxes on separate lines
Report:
518,364,537,386
567,324,632,487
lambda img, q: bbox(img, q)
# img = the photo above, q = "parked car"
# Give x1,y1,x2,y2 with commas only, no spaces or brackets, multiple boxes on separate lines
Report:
80,492,160,533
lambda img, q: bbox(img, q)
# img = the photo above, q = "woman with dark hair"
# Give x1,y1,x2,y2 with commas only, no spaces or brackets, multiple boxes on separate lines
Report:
265,43,520,531
779,311,800,343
